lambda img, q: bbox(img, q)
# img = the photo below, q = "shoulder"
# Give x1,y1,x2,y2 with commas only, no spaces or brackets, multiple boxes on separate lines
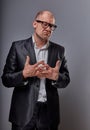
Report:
49,41,65,52
12,37,32,47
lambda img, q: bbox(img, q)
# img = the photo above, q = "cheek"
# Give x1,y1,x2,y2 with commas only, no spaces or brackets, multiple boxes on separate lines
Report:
36,28,43,34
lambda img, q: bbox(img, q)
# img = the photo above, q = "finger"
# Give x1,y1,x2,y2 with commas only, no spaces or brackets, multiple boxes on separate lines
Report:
25,56,30,66
55,60,61,69
41,69,47,73
42,69,51,74
33,60,44,68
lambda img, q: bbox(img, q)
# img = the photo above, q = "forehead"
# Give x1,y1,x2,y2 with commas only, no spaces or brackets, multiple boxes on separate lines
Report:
37,12,55,23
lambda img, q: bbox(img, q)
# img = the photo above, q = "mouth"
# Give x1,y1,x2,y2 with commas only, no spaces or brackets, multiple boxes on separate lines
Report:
43,31,51,36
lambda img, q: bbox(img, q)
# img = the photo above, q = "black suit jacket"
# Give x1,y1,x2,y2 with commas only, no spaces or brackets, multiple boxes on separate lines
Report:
1,37,70,126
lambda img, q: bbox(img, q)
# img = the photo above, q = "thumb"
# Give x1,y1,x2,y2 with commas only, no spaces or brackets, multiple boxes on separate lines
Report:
25,56,30,66
55,60,61,70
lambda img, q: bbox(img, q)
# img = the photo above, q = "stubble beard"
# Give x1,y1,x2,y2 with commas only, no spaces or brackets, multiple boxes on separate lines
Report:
35,32,49,43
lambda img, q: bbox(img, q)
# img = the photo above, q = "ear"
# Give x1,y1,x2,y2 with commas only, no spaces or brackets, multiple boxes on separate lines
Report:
33,21,37,28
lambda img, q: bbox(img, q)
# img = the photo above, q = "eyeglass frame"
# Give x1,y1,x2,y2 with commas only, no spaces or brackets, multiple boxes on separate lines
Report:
35,20,57,31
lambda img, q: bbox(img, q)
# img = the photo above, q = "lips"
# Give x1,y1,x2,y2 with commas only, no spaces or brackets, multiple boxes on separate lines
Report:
43,31,50,36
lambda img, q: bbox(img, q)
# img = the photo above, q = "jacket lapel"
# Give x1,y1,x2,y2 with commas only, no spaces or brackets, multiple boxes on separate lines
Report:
24,37,36,64
47,42,56,67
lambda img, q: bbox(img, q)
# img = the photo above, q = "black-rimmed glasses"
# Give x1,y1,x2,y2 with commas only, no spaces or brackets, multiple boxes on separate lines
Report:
36,20,57,31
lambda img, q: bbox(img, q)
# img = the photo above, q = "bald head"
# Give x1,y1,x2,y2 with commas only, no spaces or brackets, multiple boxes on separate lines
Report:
34,10,55,23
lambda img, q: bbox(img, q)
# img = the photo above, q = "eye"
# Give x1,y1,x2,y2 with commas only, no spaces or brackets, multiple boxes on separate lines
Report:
35,20,57,31
43,22,48,27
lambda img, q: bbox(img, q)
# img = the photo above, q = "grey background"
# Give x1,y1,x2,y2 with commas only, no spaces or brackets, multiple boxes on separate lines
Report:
0,0,90,130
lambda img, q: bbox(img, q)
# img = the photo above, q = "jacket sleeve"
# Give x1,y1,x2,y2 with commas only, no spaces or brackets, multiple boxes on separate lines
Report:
52,48,70,88
1,42,29,88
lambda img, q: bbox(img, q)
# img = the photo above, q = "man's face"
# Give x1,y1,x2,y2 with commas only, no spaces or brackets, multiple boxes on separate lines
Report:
33,12,56,41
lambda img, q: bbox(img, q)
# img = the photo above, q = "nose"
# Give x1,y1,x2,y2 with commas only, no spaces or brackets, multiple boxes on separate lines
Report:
46,25,52,31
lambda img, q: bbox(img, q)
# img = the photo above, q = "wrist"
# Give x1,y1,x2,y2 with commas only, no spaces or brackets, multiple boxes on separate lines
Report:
22,70,27,79
54,72,59,81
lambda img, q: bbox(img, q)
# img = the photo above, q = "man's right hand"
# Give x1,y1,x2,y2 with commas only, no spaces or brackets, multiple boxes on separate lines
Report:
23,56,46,78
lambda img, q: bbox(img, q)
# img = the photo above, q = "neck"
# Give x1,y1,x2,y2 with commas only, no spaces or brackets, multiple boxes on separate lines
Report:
33,33,47,48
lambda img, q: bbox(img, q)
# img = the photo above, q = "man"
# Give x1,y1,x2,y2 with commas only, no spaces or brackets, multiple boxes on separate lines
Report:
1,10,70,130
